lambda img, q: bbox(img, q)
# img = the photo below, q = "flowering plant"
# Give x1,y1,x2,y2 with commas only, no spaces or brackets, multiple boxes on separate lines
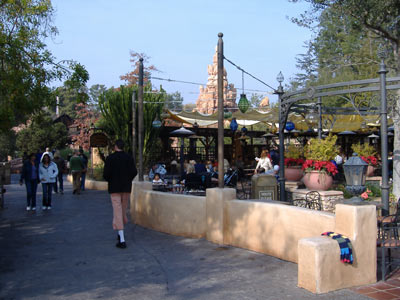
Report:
302,159,338,176
360,189,372,200
284,158,305,167
361,156,378,166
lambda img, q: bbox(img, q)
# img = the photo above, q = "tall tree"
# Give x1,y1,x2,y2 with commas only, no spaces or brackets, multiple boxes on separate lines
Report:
16,112,68,154
120,51,158,86
0,0,90,132
290,0,400,196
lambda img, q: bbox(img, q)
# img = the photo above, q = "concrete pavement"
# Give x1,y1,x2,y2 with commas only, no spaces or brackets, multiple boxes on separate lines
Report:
0,175,369,299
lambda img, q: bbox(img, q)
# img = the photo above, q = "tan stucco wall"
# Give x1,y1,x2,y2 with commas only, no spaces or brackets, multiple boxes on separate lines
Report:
224,201,335,263
130,183,377,293
133,183,206,238
298,204,377,293
66,175,107,190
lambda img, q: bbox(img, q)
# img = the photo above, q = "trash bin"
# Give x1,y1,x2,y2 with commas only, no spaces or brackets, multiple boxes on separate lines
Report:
251,174,278,200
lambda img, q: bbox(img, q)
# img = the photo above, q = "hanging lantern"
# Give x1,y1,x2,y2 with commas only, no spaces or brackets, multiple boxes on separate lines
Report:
241,126,248,134
230,117,238,132
238,94,250,113
285,121,295,132
152,116,162,128
224,109,232,119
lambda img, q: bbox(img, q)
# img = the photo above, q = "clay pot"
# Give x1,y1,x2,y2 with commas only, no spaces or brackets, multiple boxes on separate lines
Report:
284,167,303,181
366,165,375,177
303,171,333,191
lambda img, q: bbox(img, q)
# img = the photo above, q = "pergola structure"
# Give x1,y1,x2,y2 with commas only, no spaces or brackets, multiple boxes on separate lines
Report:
276,53,400,214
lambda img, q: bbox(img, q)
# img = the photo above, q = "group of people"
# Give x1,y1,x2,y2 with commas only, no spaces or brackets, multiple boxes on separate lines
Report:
19,148,88,211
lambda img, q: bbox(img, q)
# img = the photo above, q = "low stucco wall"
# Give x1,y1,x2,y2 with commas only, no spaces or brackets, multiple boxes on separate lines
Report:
130,185,377,293
132,181,206,238
66,175,107,190
224,201,335,263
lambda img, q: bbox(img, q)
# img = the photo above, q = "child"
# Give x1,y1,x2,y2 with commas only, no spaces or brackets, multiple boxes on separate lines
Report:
152,173,164,184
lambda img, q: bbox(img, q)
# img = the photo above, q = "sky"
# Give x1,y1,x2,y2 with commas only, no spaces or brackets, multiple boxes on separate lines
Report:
47,0,313,104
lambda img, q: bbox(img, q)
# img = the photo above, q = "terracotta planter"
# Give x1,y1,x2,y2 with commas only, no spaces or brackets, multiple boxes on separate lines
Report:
284,167,303,181
366,165,375,177
303,171,333,191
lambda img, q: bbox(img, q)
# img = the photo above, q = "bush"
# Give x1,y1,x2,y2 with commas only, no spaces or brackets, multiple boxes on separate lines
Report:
351,143,376,158
304,135,339,161
335,184,353,199
365,182,381,197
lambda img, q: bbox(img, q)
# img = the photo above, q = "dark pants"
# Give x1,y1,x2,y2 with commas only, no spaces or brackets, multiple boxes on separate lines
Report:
25,179,38,207
42,183,53,207
80,172,86,191
54,173,63,193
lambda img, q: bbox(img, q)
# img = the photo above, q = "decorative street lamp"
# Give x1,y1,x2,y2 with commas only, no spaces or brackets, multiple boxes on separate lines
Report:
152,115,162,128
343,153,368,202
276,71,285,202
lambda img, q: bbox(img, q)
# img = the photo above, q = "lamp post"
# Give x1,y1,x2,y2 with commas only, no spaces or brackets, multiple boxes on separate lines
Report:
378,44,389,216
138,58,144,181
217,33,224,188
276,71,286,202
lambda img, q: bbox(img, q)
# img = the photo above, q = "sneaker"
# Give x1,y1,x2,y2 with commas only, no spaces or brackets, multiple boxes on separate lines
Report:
31,207,36,211
43,206,47,210
47,206,52,210
26,206,31,211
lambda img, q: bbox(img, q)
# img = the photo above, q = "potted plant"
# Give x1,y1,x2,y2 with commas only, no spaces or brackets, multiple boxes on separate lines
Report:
302,135,339,191
284,144,305,181
351,143,378,177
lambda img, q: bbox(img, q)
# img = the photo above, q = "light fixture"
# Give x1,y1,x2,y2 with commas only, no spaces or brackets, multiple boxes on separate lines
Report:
230,117,238,132
152,115,162,128
377,43,388,60
224,109,232,119
306,110,319,126
238,70,250,113
368,133,379,139
343,153,368,202
276,71,284,83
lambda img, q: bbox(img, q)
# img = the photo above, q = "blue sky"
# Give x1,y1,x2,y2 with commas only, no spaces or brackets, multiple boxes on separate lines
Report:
48,0,313,104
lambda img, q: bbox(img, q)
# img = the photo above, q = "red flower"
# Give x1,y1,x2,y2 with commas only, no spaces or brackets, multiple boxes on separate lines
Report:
302,160,338,176
361,156,378,166
284,158,305,167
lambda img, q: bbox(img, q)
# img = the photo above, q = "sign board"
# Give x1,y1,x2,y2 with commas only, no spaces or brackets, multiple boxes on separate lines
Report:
259,190,274,200
90,132,108,148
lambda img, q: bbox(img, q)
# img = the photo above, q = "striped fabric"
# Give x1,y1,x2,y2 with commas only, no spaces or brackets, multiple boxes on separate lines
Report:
322,231,353,264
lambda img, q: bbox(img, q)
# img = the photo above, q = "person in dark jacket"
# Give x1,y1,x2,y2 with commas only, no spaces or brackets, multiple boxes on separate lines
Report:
103,139,137,249
20,153,40,211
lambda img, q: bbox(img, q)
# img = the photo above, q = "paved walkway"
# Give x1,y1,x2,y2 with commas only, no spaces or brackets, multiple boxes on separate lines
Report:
0,175,370,299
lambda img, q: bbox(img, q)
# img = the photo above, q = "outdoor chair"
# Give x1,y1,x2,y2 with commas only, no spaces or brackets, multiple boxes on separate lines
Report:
236,168,251,200
377,224,400,280
292,198,308,208
377,198,400,229
305,191,322,211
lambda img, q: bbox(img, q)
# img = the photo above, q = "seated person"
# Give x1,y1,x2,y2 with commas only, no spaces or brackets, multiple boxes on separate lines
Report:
195,159,207,174
152,173,164,185
149,163,167,180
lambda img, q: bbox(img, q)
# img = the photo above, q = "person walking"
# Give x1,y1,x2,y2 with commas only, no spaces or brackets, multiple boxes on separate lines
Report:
39,153,58,210
79,149,88,192
103,139,137,249
53,152,65,194
19,153,39,211
69,150,85,195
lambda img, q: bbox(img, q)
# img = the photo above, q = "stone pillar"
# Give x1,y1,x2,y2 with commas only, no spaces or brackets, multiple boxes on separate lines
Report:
130,180,152,224
298,204,376,293
206,187,236,244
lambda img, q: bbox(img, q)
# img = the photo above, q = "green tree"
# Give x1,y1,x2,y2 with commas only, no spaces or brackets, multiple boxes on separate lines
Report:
0,131,16,160
16,113,68,154
98,85,165,164
249,93,264,108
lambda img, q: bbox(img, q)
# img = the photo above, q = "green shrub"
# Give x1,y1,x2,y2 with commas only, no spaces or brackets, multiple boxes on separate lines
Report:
365,182,381,197
335,184,353,199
